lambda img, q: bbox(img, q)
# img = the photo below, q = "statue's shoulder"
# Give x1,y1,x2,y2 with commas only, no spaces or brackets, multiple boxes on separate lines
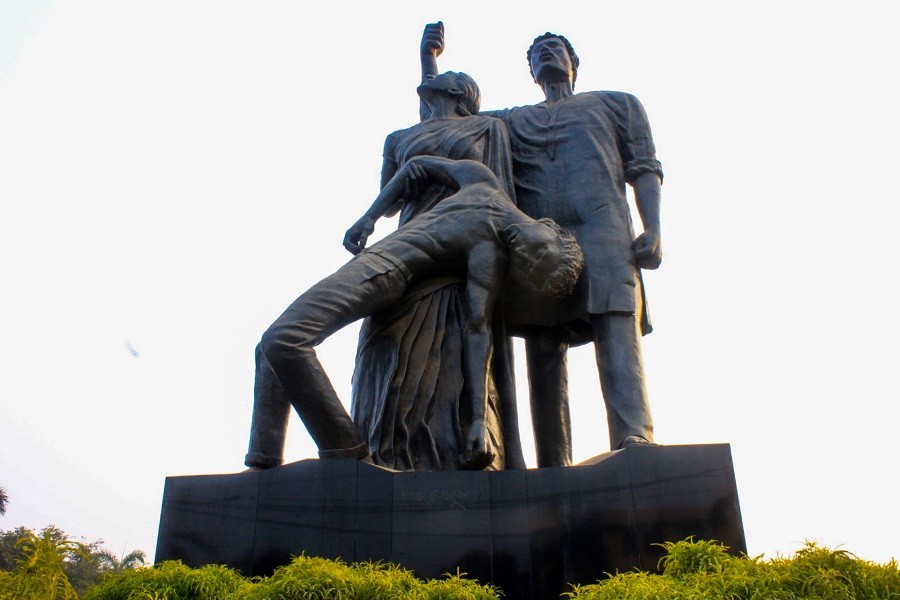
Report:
579,91,651,123
449,114,508,130
470,113,510,135
474,113,508,127
386,122,420,141
499,91,644,114
466,108,510,127
502,102,537,114
383,122,424,154
582,90,642,105
389,115,502,136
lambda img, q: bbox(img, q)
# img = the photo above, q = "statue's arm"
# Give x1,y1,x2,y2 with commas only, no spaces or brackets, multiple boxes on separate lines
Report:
460,241,505,468
342,160,417,255
612,92,663,269
415,155,497,188
418,23,509,119
343,157,496,254
379,150,402,218
420,21,443,81
387,155,495,192
631,172,662,269
343,136,404,253
418,22,443,121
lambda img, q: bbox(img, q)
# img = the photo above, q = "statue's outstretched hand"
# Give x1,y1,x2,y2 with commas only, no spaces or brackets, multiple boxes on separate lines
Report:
633,229,662,270
421,21,444,58
343,216,376,255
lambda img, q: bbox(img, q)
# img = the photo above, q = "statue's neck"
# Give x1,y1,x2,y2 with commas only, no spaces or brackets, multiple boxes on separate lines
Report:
541,81,574,103
422,98,460,121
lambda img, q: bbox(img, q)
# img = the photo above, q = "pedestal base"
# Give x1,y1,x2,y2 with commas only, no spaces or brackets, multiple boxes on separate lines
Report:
156,443,745,599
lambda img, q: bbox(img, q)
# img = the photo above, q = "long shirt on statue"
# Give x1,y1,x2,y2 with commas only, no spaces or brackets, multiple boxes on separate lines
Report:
488,91,663,332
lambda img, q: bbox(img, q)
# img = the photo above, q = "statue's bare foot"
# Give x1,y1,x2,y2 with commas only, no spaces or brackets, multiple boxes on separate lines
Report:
620,435,658,448
460,422,495,469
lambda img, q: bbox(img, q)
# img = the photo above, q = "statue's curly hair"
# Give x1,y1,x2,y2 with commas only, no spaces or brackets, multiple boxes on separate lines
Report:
527,32,580,87
534,218,584,298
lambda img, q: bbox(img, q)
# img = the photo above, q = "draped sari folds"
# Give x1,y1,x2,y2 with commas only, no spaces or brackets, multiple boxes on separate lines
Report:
350,116,524,471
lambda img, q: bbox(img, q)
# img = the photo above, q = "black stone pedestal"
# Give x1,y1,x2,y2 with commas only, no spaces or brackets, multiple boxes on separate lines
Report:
156,444,745,599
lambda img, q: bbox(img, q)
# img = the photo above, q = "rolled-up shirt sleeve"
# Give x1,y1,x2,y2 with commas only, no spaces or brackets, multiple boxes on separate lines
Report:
615,93,664,184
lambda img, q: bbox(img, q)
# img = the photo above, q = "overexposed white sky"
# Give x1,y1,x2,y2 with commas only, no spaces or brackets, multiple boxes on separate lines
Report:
1,1,898,566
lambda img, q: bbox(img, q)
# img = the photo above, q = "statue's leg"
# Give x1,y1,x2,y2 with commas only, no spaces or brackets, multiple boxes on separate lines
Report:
591,312,654,450
525,329,572,467
493,313,526,470
250,258,408,464
245,345,292,468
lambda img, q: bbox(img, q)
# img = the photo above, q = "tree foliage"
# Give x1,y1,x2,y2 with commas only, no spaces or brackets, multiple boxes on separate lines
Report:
0,526,145,599
0,527,84,600
0,527,32,572
0,486,8,516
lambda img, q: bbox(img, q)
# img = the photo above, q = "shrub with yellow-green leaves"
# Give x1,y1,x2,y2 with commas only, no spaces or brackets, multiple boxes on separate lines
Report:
6,531,897,600
81,560,250,600
0,528,84,600
567,538,900,599
84,555,500,600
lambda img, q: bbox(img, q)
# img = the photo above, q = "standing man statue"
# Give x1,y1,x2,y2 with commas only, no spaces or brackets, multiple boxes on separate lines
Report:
422,25,664,466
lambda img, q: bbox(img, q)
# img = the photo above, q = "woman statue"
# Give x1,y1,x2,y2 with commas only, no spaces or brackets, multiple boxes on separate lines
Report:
344,71,525,471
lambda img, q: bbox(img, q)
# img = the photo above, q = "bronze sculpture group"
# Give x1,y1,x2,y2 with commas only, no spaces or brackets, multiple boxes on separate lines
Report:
244,23,664,472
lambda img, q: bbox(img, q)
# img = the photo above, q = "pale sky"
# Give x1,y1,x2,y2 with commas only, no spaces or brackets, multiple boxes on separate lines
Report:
1,1,898,566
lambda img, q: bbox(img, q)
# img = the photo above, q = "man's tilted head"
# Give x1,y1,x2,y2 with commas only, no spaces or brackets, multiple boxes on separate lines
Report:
505,218,583,298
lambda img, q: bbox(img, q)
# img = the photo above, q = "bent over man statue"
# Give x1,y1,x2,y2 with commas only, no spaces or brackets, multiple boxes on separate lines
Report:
245,156,583,470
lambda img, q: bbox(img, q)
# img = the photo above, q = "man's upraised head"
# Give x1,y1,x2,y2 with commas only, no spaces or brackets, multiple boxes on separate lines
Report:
527,33,580,87
505,218,584,298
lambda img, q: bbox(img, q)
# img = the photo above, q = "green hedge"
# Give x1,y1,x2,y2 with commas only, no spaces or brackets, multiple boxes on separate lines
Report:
81,555,500,600
4,536,898,599
567,539,900,599
81,561,250,600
